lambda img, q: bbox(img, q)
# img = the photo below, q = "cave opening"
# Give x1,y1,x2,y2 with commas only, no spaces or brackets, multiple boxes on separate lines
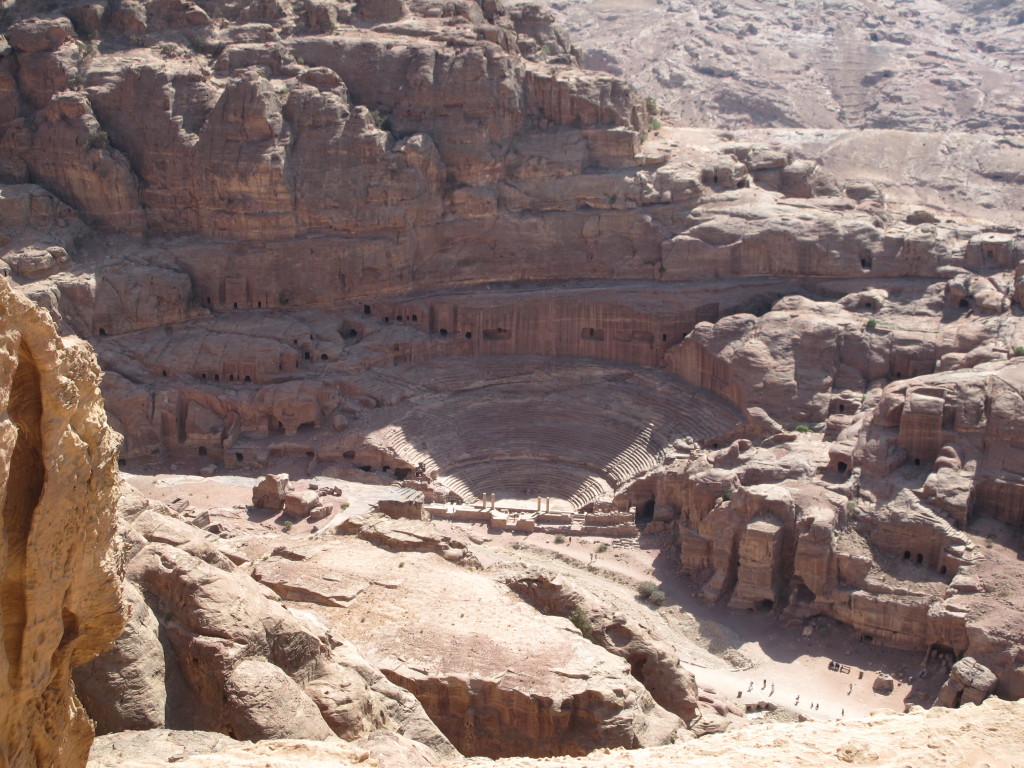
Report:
628,653,648,683
635,498,655,528
837,461,848,473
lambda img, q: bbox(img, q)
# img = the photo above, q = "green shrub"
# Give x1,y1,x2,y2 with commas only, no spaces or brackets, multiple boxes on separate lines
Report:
637,581,657,599
568,605,592,638
554,534,566,544
794,424,813,434
282,520,293,531
1013,346,1024,357
721,491,732,501
647,588,666,606
649,117,662,131
866,318,878,329
87,130,109,150
597,542,608,553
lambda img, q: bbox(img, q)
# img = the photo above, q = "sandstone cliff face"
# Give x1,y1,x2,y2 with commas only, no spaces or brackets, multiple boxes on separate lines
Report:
658,289,1024,696
2,0,1024,751
0,276,125,768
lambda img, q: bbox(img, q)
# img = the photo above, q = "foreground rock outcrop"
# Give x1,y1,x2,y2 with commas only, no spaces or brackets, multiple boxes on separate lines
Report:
0,277,125,768
87,698,1024,767
75,492,457,758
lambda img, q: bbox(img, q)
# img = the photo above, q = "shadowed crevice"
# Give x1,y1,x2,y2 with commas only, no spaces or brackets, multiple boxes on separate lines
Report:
1,342,44,688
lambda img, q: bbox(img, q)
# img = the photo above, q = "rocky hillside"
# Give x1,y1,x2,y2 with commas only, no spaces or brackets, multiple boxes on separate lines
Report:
1,0,1024,765
523,0,1024,132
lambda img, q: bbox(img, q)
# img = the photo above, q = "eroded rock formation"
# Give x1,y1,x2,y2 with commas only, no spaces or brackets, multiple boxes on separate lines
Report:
0,277,125,768
1,0,1024,761
89,698,1024,767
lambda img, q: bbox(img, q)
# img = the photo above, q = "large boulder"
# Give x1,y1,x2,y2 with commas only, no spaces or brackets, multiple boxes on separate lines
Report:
935,657,998,707
253,473,290,510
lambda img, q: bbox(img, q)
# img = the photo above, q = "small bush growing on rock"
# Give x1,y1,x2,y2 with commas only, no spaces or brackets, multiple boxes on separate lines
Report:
638,581,657,599
649,117,663,131
554,534,566,544
647,588,666,606
721,491,732,501
866,318,878,329
282,520,293,531
87,130,109,149
1013,346,1024,357
794,424,813,433
597,542,608,553
568,605,593,638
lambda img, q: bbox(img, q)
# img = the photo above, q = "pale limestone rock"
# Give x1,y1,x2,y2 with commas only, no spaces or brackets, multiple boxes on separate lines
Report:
935,656,998,707
224,660,336,741
0,277,125,768
88,699,1024,767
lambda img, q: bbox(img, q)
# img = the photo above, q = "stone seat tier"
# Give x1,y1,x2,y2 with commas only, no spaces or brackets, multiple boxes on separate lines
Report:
358,357,743,509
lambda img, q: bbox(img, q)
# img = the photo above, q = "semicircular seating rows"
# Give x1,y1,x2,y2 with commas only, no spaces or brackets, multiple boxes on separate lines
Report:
359,357,743,508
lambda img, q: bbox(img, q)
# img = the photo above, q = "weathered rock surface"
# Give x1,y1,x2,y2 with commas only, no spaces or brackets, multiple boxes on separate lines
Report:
0,277,125,767
252,473,289,510
256,535,686,757
505,568,700,723
70,486,457,756
87,698,1024,767
525,0,1024,134
935,656,998,708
